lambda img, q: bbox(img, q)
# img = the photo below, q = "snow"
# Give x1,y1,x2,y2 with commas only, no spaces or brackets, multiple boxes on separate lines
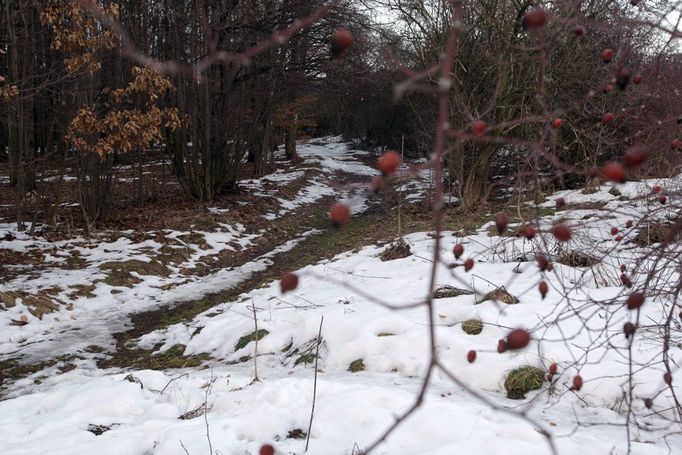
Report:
1,139,681,454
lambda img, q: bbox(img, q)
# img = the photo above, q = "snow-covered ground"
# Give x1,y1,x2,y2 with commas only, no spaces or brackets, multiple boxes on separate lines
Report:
1,141,680,454
0,138,416,364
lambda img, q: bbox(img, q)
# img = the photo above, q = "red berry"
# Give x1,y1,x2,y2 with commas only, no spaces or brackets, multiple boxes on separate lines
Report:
472,120,487,137
659,195,667,205
653,185,661,193
467,350,477,363
453,243,464,259
280,273,299,293
260,444,275,455
615,235,623,242
602,112,615,124
549,363,558,375
602,84,613,94
547,373,553,381
623,146,648,167
633,74,642,84
672,139,682,149
621,273,632,288
620,264,626,272
330,203,351,226
537,255,551,272
556,197,566,208
523,224,536,239
623,322,636,338
377,150,401,175
497,339,507,353
552,118,563,129
572,375,583,391
494,212,509,234
371,175,385,193
330,29,353,57
602,162,626,183
626,292,645,310
573,25,586,36
552,224,572,242
610,227,618,236
625,220,633,228
464,258,474,272
539,281,549,299
522,8,549,30
602,48,614,63
507,328,531,350
615,67,630,90
663,372,673,385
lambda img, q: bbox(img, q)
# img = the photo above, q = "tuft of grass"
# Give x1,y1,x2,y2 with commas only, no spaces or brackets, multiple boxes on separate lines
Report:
476,287,519,305
461,319,483,335
294,353,316,366
348,359,366,373
234,329,269,351
287,429,307,439
504,366,545,399
432,285,473,299
379,238,412,261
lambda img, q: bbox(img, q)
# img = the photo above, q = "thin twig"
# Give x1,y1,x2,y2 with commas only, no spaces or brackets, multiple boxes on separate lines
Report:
305,316,325,452
252,299,260,382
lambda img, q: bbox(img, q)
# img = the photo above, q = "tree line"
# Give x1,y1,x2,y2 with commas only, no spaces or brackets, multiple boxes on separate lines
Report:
1,0,680,229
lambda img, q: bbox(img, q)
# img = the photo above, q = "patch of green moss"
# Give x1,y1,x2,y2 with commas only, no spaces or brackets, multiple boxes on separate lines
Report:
100,259,170,277
146,344,210,370
504,366,545,399
348,359,366,373
103,270,142,287
461,319,483,335
234,329,269,351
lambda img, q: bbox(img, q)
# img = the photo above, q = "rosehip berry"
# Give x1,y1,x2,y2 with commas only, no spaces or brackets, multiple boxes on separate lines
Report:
495,212,509,234
602,48,614,62
522,8,549,30
330,203,351,227
280,273,299,293
330,29,353,57
507,328,531,350
602,162,626,183
377,150,401,175
539,281,549,299
623,146,648,167
602,112,615,124
626,292,645,310
467,350,477,363
552,224,572,242
472,120,487,137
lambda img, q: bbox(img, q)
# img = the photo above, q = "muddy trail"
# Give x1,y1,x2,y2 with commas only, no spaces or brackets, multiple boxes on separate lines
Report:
0,143,437,394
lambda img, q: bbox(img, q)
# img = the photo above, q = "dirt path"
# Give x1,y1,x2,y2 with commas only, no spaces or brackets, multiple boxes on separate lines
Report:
0,139,434,394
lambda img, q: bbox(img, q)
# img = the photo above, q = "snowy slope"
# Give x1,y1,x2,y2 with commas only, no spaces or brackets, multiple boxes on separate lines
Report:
1,143,681,454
